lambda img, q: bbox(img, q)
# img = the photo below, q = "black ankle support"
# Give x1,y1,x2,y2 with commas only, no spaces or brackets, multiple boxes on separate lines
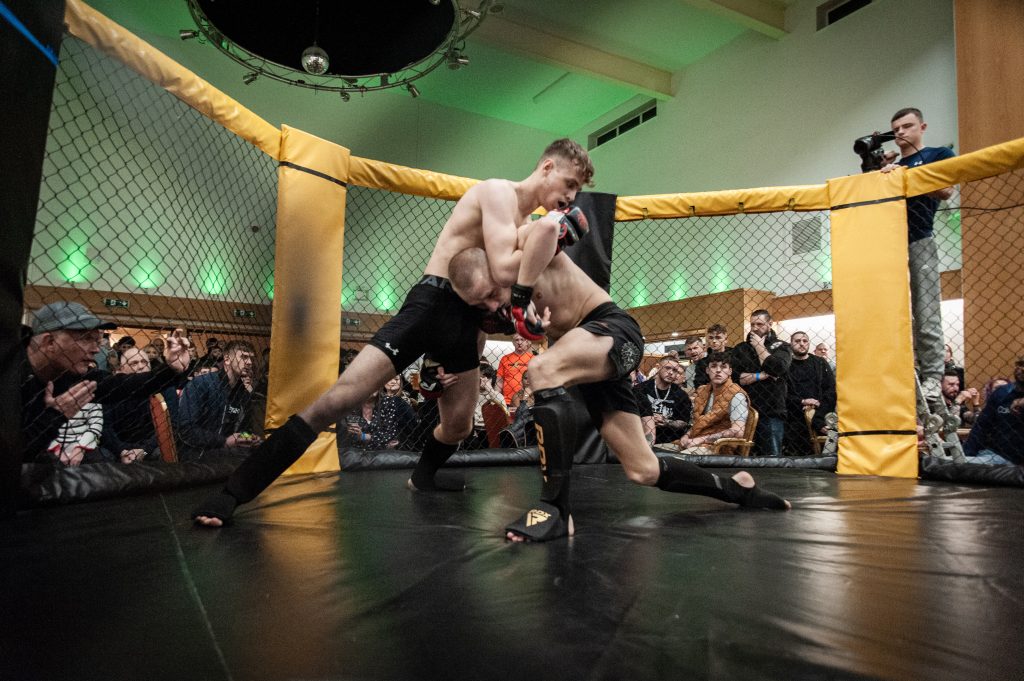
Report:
410,432,462,491
655,455,788,510
223,414,318,504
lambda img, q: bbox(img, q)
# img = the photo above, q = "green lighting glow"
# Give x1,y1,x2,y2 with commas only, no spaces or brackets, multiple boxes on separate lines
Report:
946,209,961,234
131,257,163,289
711,261,732,293
375,280,397,311
631,280,649,308
263,270,275,300
671,273,688,301
200,258,229,295
55,227,93,283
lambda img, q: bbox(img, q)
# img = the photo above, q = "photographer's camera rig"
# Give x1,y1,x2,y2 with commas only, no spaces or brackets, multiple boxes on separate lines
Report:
854,130,897,173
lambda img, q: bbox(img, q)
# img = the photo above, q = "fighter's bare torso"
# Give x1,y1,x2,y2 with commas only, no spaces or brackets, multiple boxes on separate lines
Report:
530,253,612,341
424,180,529,279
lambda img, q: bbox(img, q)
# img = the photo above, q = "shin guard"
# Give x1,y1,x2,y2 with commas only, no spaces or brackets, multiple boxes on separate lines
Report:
532,387,582,514
194,414,317,523
655,455,788,510
410,432,463,491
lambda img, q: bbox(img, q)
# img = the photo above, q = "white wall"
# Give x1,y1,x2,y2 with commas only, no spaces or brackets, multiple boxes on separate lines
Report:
584,0,958,196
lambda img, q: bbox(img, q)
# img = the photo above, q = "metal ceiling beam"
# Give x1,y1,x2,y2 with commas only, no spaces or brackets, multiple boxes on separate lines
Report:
470,15,674,100
681,0,788,39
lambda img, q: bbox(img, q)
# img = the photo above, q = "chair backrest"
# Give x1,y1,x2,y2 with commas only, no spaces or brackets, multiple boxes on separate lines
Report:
149,393,178,463
804,406,824,456
480,401,511,449
737,406,759,456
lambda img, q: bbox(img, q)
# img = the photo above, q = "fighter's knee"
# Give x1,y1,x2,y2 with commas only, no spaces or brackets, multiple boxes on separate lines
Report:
437,420,473,443
622,456,660,487
526,355,562,390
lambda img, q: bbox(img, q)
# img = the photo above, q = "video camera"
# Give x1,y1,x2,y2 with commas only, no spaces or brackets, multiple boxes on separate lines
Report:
853,130,897,173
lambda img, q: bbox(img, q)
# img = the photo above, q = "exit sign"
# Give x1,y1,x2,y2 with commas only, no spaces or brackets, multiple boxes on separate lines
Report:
233,309,256,318
103,298,129,308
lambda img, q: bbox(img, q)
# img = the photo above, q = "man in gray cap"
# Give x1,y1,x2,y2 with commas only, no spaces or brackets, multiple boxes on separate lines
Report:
21,301,193,463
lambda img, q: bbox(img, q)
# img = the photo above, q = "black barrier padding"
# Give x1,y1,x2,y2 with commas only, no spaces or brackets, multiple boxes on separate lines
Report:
919,456,1024,487
0,0,65,519
565,191,617,292
651,448,839,470
21,452,247,506
339,446,540,471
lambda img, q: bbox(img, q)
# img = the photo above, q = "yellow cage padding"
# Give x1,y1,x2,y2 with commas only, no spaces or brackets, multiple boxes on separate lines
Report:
828,171,918,478
614,184,829,221
269,126,350,474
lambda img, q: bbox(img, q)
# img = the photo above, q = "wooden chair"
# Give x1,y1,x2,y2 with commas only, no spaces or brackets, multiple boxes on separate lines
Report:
480,401,511,449
149,393,178,463
710,406,758,457
804,406,828,456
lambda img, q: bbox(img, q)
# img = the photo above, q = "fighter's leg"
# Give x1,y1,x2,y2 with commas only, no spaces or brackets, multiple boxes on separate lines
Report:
505,329,617,542
194,345,397,526
408,363,479,491
596,409,788,508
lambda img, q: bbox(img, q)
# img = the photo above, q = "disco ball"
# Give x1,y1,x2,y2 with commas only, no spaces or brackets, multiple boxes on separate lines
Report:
301,45,329,75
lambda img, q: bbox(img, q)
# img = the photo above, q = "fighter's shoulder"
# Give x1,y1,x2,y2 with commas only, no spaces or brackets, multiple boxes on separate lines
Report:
468,178,516,201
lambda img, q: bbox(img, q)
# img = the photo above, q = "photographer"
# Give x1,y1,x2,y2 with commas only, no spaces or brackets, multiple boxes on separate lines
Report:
878,107,955,403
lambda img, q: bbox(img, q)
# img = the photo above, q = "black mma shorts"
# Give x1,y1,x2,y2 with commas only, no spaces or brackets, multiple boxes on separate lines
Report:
574,302,645,425
369,276,484,375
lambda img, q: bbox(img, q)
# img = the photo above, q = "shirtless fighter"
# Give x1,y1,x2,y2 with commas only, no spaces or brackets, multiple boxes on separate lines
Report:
447,246,791,542
193,139,594,526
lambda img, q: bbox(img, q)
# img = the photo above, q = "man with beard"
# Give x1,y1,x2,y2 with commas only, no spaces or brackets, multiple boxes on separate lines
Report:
730,310,792,457
783,331,836,456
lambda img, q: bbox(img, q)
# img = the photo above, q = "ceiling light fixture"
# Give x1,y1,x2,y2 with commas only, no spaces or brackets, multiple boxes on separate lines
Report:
184,0,493,100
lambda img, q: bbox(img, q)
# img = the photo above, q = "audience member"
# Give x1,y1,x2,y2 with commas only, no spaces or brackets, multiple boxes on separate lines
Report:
46,398,104,466
694,324,730,390
93,333,112,372
175,340,260,459
465,364,508,449
731,309,792,457
963,356,1024,465
496,334,534,407
100,346,162,463
814,342,836,372
944,344,965,391
638,356,691,444
341,382,418,450
982,376,1010,402
784,331,837,456
142,342,165,369
677,352,749,455
21,302,191,463
682,337,707,393
941,370,978,426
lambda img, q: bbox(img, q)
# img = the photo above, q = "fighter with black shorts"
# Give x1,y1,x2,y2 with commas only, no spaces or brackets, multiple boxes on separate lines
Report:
448,246,791,543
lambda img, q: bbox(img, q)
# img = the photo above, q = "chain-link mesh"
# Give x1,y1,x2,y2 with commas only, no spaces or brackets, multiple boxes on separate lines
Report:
25,36,277,466
23,36,1023,476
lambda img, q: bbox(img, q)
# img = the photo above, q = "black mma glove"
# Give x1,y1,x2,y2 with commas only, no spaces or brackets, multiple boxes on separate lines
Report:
509,284,545,341
553,206,589,254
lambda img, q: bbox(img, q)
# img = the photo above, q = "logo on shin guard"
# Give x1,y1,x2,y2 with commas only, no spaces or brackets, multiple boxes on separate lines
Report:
536,425,548,481
526,508,551,526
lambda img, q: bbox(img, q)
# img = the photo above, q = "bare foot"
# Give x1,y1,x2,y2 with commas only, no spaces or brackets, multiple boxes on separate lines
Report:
731,471,792,510
506,514,574,542
194,515,224,527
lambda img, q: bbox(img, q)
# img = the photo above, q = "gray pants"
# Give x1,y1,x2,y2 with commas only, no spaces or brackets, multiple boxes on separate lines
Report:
909,236,945,381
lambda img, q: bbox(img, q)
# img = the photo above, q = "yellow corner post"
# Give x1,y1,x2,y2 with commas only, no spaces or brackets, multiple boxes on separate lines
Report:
828,170,918,477
269,126,350,474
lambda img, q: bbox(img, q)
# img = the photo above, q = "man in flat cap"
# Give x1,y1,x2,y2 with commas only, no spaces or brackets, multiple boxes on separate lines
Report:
21,301,192,464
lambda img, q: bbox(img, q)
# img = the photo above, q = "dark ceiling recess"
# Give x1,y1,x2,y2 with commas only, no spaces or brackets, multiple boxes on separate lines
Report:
195,0,457,76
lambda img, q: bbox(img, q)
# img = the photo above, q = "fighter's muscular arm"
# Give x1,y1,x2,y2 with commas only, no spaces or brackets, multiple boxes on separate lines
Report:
478,183,558,288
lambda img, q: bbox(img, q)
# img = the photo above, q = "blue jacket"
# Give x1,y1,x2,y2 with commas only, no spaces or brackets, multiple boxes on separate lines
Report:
175,371,255,452
963,383,1024,464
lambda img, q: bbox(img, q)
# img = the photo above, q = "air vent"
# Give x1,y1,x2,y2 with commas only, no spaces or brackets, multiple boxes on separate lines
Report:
588,102,657,150
792,217,822,255
817,0,871,30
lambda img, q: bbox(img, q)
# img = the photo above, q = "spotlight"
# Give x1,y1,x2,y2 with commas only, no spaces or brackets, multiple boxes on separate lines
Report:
179,29,199,40
406,83,420,98
446,49,469,70
301,45,330,75
243,71,259,85
428,0,441,5
339,91,350,102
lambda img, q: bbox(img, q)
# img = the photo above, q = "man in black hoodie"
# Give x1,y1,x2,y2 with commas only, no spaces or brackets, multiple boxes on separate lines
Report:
730,309,792,457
